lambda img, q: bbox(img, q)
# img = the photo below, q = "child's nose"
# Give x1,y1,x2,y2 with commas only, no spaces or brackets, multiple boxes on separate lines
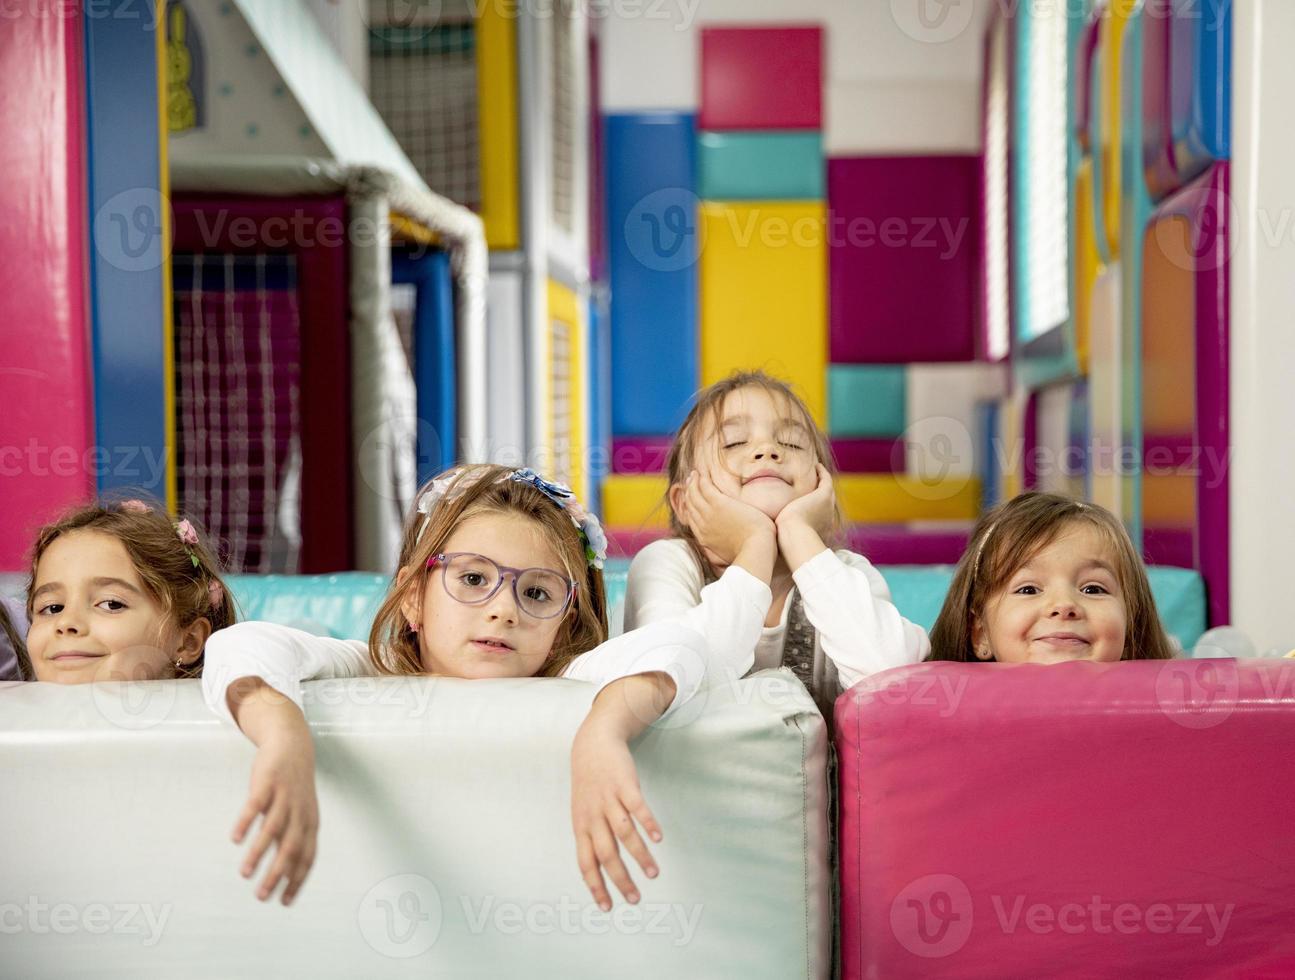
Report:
55,611,84,634
752,440,781,461
484,578,520,623
1048,596,1080,618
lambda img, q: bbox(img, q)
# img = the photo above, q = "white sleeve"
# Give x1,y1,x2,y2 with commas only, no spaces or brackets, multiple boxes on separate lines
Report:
792,549,931,691
562,621,709,722
201,621,376,727
622,538,772,682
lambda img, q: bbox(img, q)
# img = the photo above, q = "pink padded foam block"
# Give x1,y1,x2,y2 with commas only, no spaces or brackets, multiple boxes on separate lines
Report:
829,157,981,363
837,660,1295,979
0,5,94,569
612,436,673,474
830,438,902,474
699,27,822,131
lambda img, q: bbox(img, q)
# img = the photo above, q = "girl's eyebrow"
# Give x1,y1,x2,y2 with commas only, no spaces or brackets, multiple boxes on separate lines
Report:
1079,560,1118,576
90,577,144,595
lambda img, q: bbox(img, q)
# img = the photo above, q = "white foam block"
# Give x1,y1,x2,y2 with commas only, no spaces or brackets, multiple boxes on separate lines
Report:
0,670,829,978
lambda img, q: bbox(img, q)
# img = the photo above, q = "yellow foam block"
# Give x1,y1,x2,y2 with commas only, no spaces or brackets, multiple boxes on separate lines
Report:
603,473,980,529
837,475,982,523
602,475,670,528
477,0,519,250
1073,159,1102,376
700,201,827,425
544,279,588,504
1100,2,1134,259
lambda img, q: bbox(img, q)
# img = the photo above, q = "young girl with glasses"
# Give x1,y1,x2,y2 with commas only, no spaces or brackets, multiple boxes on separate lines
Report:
202,464,711,912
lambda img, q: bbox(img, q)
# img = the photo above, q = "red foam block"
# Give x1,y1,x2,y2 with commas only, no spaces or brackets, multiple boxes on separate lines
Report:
700,26,823,131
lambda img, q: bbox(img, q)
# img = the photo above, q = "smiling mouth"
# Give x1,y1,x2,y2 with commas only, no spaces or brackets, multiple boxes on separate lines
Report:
50,652,107,662
1033,635,1090,646
473,639,515,653
742,472,787,486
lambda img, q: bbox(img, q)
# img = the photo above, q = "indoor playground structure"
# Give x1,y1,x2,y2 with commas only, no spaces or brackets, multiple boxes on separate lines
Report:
4,0,1295,976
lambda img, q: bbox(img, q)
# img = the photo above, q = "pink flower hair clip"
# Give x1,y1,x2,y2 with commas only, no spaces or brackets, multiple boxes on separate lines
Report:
175,519,201,568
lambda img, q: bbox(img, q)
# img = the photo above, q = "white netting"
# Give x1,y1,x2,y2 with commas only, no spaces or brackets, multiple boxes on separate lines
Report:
368,17,480,210
549,0,577,234
173,252,303,573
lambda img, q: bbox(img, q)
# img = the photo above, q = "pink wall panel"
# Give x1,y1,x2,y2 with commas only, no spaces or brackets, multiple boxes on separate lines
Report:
0,4,94,569
829,156,982,363
699,26,822,131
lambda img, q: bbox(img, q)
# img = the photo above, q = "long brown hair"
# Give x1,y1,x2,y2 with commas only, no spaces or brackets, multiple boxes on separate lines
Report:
664,370,842,582
368,464,609,678
927,492,1174,662
25,498,236,678
1,600,32,682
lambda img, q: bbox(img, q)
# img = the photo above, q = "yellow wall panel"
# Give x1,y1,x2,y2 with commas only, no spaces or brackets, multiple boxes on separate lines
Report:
1073,159,1102,375
546,280,588,504
1100,3,1133,259
602,475,669,528
700,201,827,426
477,0,519,250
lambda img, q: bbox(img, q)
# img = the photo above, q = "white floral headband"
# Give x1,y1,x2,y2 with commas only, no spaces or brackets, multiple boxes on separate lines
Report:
414,467,608,570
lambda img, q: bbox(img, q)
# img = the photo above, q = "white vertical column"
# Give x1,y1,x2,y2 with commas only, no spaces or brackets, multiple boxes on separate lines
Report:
1230,0,1295,650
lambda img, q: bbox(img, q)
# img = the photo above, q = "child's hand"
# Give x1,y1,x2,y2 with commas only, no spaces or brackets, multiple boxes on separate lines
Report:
677,470,777,579
775,464,837,571
226,678,320,906
571,673,673,911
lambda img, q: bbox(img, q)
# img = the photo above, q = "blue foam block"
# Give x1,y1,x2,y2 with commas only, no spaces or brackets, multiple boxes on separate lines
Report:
607,113,700,436
393,249,457,484
84,12,167,497
1173,0,1230,176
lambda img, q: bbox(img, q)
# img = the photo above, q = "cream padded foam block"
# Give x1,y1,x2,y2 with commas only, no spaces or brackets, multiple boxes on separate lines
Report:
0,669,829,979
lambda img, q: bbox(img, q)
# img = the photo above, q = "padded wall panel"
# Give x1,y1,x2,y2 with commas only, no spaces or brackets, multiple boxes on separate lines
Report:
84,7,169,501
827,365,906,438
0,5,93,570
1171,0,1230,181
838,660,1295,978
172,197,353,572
606,113,699,436
829,439,901,474
699,27,822,131
1141,4,1178,202
392,249,457,484
828,157,980,363
485,266,527,461
612,436,672,475
698,131,824,201
1140,162,1231,625
700,201,827,424
1,674,830,979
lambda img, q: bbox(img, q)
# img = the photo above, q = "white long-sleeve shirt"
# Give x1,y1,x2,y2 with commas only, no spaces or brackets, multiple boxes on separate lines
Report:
201,617,717,729
623,538,930,693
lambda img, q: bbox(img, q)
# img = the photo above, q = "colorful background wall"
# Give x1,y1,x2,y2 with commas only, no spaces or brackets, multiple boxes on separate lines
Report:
3,0,1293,651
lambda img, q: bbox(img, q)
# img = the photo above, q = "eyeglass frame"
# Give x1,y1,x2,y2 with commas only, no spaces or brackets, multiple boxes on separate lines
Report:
426,552,577,620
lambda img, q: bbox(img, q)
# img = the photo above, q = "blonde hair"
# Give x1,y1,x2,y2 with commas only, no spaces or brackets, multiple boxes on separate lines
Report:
927,492,1174,662
25,498,236,678
368,464,609,678
665,370,842,582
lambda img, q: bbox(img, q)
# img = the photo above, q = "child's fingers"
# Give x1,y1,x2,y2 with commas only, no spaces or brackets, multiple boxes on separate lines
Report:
611,807,658,879
626,793,663,845
241,804,286,882
591,821,640,904
281,836,316,907
232,788,270,843
576,832,612,912
258,817,305,902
